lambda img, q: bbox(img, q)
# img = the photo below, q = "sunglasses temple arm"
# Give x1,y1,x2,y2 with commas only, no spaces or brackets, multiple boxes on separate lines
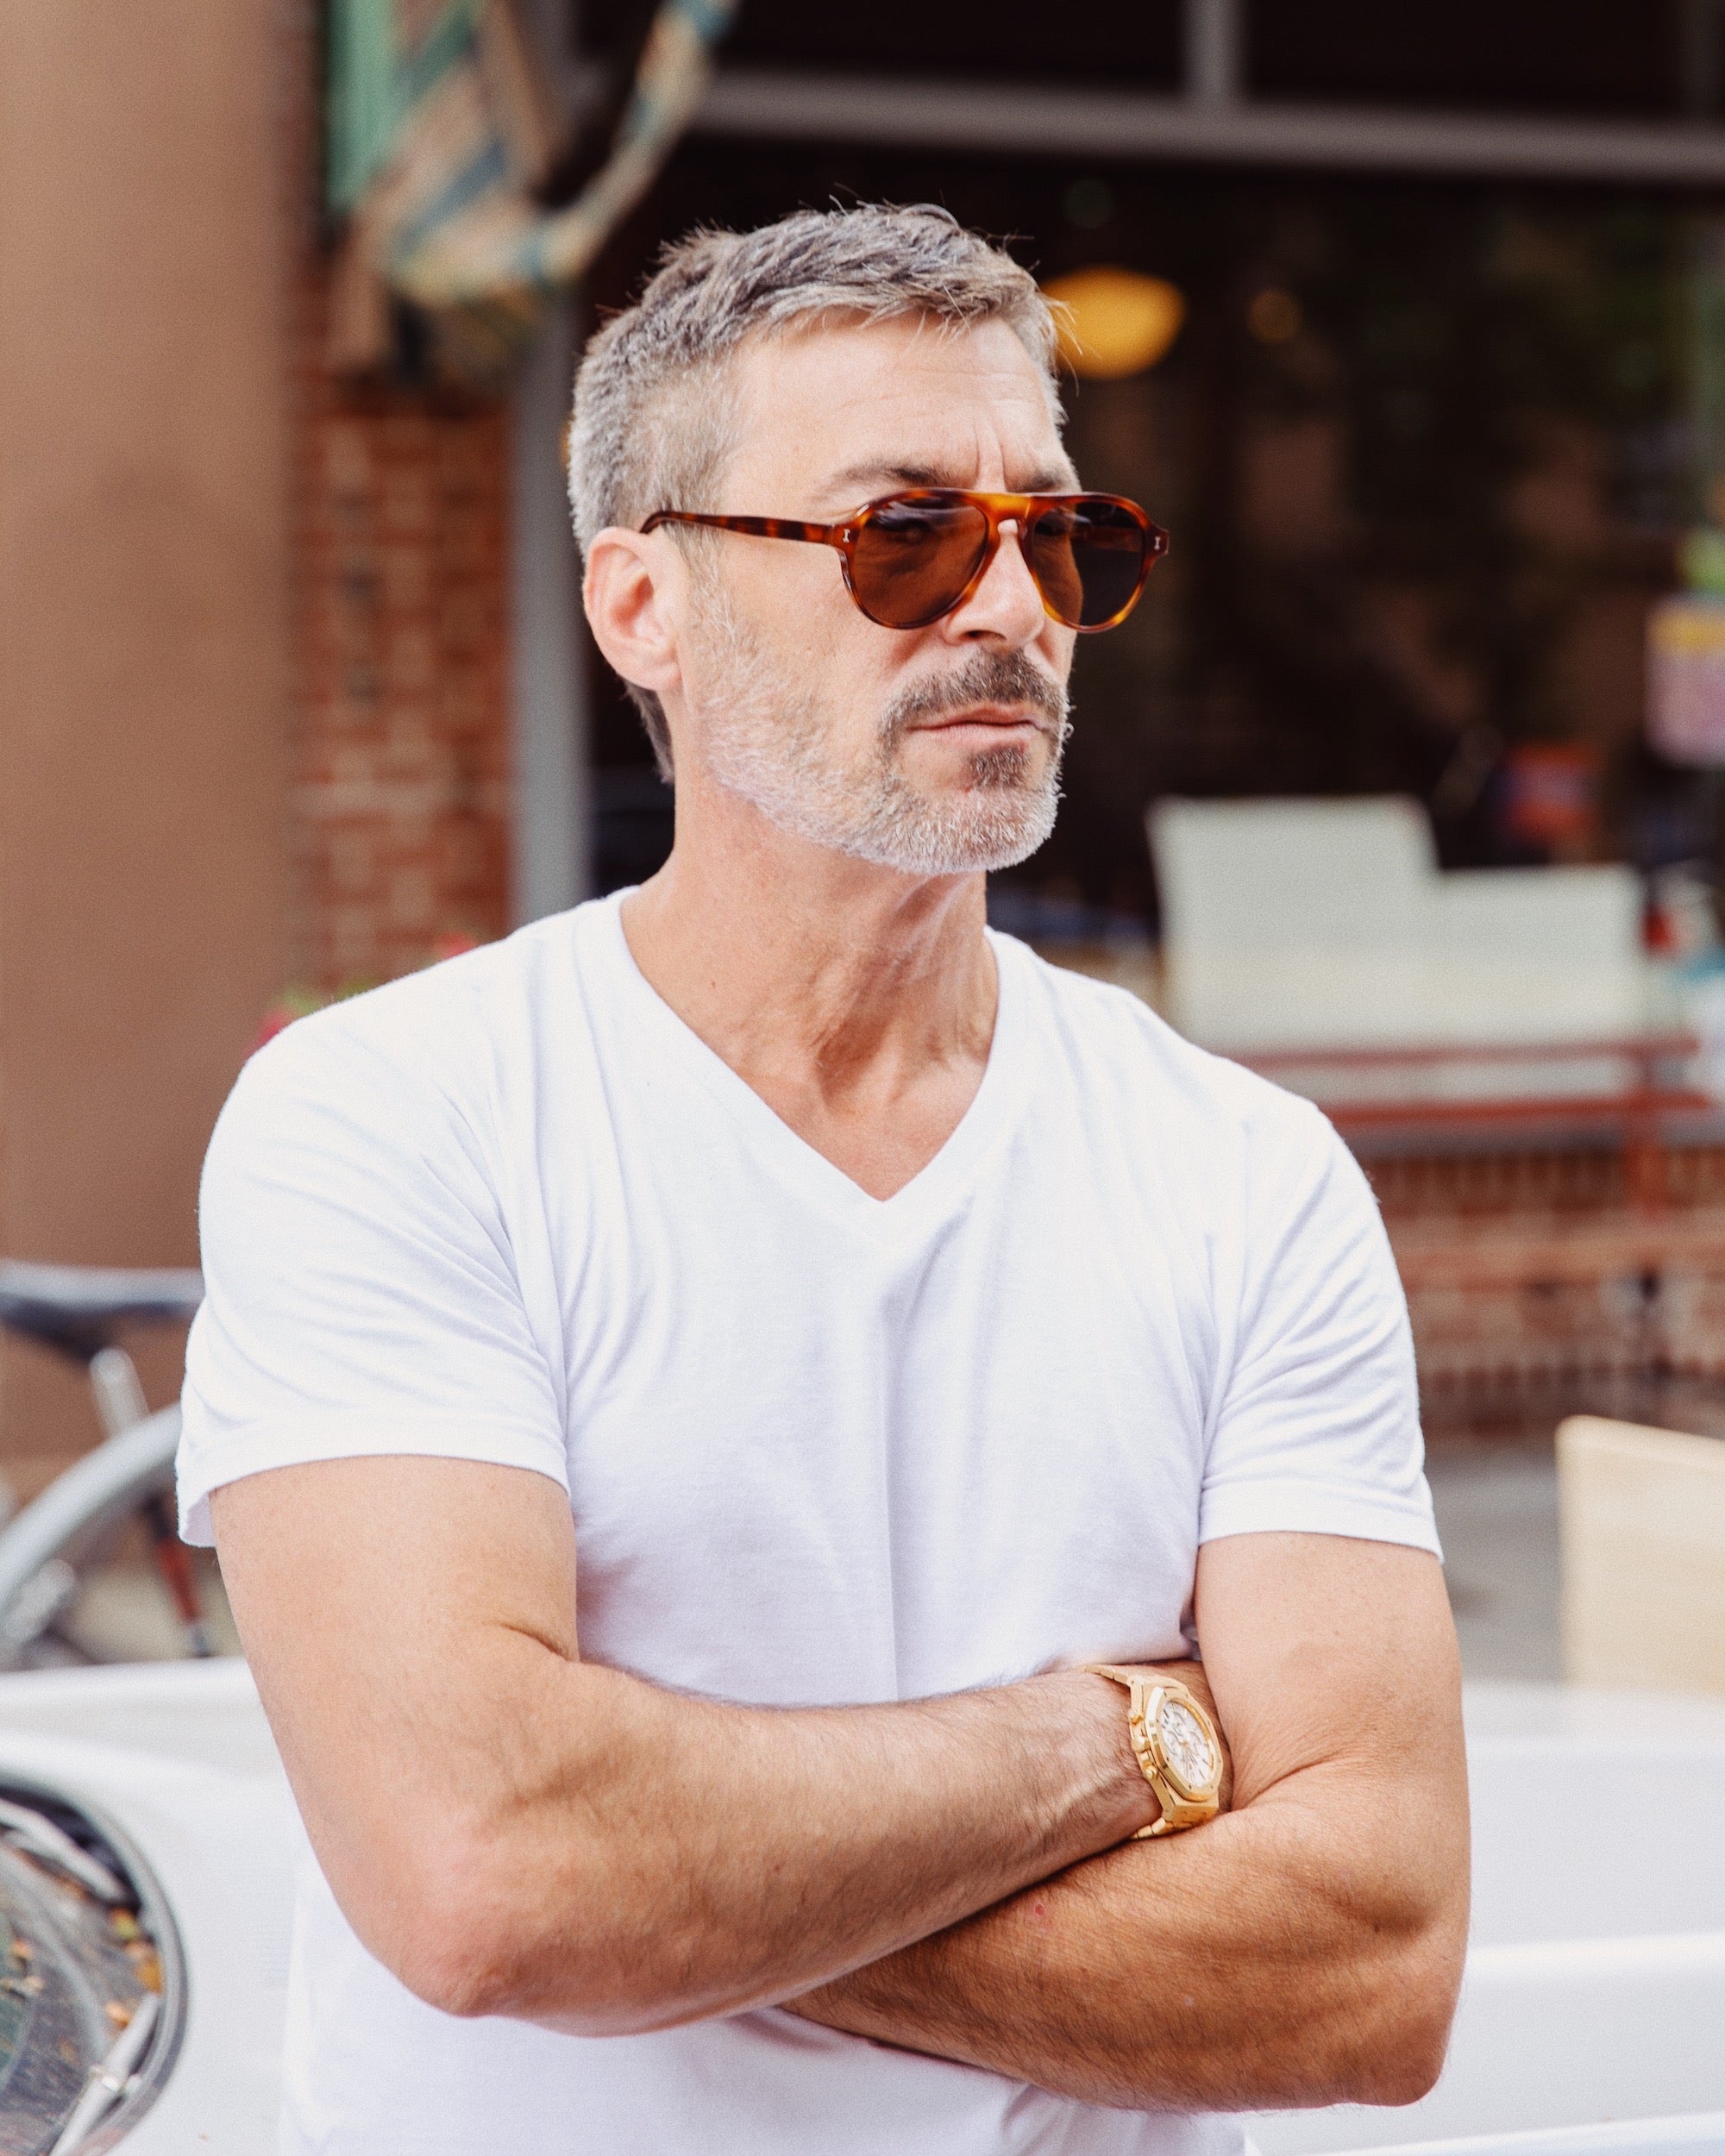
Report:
642,511,846,548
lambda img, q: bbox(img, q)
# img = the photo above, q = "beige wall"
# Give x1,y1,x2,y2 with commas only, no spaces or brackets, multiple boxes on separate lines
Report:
0,1,292,1488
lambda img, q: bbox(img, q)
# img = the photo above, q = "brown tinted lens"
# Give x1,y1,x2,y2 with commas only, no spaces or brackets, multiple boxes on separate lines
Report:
849,497,991,628
1028,498,1149,628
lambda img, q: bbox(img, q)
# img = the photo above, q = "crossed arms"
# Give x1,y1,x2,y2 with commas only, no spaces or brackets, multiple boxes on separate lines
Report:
213,1456,1469,2113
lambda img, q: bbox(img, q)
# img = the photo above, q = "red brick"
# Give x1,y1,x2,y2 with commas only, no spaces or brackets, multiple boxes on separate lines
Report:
273,6,512,996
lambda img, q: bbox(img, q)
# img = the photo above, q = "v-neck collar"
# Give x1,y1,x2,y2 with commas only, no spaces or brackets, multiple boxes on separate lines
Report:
588,889,1038,1244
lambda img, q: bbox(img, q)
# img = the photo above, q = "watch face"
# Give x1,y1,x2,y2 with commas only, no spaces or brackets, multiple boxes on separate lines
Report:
1157,1697,1214,1793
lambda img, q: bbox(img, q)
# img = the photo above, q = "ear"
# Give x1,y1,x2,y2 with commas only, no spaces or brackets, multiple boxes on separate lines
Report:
583,529,685,703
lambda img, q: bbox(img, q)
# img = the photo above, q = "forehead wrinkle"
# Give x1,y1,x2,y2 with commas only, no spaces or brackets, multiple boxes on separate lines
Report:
822,455,1079,499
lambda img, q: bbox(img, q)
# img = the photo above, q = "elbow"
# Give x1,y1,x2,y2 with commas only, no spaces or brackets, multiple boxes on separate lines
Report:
1345,1996,1454,2109
396,1919,516,2024
380,1828,528,2021
1325,1924,1466,2109
368,1818,689,2034
399,1943,509,2022
342,1802,564,2022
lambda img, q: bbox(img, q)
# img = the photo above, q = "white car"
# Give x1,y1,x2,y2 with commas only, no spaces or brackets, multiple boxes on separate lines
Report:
0,1658,1717,2153
0,1262,291,2153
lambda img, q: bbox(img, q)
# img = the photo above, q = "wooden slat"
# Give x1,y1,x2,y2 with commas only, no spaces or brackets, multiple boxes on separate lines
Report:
1559,1416,1725,1695
1393,1220,1725,1291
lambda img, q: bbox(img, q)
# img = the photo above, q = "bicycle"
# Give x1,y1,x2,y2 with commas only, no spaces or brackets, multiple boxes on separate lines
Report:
0,1261,212,1666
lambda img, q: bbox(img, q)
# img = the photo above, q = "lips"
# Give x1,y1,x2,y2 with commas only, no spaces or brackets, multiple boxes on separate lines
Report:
914,706,1051,736
883,653,1070,745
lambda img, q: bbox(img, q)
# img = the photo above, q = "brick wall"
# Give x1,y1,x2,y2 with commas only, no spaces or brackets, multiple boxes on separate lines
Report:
290,387,513,992
1371,1143,1725,1439
281,4,514,1004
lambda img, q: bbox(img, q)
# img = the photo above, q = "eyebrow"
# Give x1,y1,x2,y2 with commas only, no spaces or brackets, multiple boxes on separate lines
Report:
818,457,1081,506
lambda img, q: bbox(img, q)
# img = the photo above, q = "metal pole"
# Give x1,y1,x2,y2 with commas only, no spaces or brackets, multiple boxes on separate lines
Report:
509,290,591,922
507,0,591,923
1184,0,1242,109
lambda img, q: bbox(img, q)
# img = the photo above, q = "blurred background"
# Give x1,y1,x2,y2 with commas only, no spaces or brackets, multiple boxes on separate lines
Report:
7,0,1725,1685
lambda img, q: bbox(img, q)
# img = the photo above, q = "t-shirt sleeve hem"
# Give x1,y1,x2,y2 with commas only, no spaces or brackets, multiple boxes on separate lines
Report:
1198,1476,1441,1557
175,1413,569,1547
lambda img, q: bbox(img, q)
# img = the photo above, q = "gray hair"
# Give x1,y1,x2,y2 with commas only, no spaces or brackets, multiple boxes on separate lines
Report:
567,204,1061,778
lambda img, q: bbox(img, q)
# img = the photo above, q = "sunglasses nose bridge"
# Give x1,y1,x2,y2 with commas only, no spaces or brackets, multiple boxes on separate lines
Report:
950,511,1052,632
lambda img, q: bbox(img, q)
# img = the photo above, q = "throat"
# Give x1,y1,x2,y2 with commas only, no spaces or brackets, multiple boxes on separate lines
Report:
742,1056,990,1201
616,868,1002,1199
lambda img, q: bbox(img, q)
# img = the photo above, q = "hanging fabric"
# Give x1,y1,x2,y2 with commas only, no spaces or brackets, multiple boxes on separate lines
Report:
326,0,737,381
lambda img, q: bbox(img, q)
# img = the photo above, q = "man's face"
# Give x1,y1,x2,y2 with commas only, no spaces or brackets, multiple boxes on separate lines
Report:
670,315,1079,876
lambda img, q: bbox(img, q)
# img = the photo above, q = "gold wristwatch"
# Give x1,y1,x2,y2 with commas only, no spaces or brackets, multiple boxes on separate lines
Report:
1086,1665,1225,1838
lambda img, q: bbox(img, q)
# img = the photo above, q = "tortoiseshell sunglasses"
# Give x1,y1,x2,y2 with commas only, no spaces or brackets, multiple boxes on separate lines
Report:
640,489,1168,634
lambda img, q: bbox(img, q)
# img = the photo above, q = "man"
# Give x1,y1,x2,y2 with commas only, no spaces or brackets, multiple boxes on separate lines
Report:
181,204,1468,2156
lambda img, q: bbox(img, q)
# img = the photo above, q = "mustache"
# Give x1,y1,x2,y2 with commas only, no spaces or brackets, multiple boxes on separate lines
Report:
881,651,1070,747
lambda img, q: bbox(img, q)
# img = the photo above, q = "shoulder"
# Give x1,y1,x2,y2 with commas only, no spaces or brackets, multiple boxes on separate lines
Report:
997,931,1334,1165
254,913,577,1081
210,911,590,1182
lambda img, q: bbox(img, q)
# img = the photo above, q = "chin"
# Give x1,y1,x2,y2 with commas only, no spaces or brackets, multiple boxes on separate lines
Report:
848,785,1062,878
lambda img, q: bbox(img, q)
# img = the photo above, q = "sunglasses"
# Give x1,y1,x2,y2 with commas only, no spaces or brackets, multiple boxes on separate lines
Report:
640,489,1168,634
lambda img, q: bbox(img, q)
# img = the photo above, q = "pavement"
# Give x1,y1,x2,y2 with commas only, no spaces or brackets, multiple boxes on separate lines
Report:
1427,1442,1562,1683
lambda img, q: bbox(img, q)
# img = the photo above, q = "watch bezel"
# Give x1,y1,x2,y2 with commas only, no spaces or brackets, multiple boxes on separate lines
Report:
1129,1682,1224,1806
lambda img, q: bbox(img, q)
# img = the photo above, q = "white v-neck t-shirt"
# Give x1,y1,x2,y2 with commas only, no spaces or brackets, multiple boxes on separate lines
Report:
179,891,1437,2156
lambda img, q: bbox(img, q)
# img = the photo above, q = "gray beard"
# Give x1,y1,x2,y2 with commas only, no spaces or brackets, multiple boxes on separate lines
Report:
690,595,1071,876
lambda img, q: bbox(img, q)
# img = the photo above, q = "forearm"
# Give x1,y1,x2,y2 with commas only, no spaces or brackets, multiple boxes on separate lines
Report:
787,1538,1475,2113
222,1463,1157,2039
301,1638,1155,2035
788,1766,1468,2110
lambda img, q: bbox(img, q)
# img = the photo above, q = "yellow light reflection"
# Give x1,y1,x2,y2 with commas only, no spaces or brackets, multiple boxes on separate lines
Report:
1043,266,1186,380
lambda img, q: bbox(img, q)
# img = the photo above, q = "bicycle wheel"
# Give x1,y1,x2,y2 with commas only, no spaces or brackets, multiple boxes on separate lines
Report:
0,1410,228,1666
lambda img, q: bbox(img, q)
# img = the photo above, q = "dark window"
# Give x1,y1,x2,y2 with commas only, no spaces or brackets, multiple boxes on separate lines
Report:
1247,0,1691,120
578,0,1182,91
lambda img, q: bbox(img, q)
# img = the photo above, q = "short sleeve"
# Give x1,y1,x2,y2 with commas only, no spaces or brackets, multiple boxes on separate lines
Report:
1199,1103,1439,1556
177,1007,568,1546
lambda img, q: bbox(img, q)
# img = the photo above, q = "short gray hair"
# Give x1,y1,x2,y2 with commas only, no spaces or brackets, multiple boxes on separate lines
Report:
567,204,1061,777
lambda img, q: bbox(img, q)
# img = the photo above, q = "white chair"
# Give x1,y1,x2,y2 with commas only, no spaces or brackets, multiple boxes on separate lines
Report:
1427,867,1650,1047
1149,795,1434,1050
1147,795,1657,1058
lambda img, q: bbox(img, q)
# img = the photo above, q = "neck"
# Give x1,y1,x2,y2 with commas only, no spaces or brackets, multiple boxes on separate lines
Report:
623,777,996,1102
619,773,1000,1203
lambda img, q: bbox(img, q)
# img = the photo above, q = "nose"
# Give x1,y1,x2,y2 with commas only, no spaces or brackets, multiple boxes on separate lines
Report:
942,523,1049,649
